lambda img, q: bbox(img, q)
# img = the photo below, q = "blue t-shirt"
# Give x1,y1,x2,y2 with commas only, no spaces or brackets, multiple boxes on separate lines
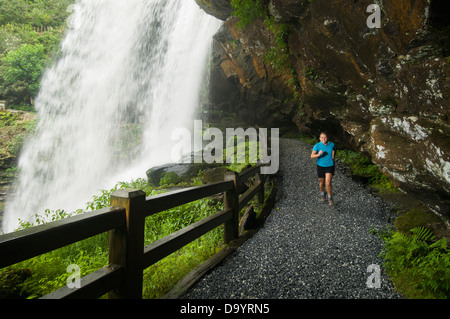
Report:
313,142,336,167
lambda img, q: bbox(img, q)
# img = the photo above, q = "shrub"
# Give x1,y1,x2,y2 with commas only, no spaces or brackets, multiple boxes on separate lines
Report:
0,43,47,107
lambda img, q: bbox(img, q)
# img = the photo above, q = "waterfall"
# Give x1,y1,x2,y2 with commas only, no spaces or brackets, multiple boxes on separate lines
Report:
2,0,221,233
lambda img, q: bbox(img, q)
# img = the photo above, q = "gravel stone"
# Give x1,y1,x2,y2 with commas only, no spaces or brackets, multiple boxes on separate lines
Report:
182,138,402,299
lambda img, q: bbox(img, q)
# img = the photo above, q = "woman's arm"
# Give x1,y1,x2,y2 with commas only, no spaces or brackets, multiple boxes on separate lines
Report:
311,150,323,159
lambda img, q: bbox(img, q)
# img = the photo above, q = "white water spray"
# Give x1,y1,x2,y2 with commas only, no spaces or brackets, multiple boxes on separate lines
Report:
2,0,221,233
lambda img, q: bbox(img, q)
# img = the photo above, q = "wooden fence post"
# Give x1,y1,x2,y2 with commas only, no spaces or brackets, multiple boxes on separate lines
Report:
109,189,146,299
256,169,265,205
224,171,239,243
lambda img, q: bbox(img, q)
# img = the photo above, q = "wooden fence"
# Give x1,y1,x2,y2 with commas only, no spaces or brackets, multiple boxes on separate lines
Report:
0,164,269,299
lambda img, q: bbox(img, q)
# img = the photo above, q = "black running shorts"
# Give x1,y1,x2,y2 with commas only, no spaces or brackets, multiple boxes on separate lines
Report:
317,165,335,178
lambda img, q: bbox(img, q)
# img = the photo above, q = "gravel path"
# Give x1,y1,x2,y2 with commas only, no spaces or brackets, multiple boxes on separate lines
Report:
182,138,402,299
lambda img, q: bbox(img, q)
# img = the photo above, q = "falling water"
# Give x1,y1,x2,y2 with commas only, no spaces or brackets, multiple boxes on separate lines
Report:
2,0,221,233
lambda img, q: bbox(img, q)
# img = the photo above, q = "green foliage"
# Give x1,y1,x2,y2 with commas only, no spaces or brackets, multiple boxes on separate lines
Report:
336,149,398,192
305,67,320,80
0,23,65,59
6,203,108,298
0,0,74,27
0,110,36,164
264,18,290,73
142,197,224,298
223,138,260,173
0,0,74,110
16,208,83,230
0,111,20,127
159,171,180,186
263,18,301,106
380,226,450,298
85,178,158,212
299,135,319,145
0,43,47,106
230,0,266,30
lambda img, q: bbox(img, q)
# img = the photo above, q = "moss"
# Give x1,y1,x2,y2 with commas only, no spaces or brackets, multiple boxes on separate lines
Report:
394,208,443,234
159,171,181,186
263,18,301,97
389,268,440,299
336,149,399,192
230,0,266,30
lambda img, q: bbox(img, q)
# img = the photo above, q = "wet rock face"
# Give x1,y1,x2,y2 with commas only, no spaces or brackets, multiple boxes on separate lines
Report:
208,19,296,129
197,0,450,216
194,0,232,21
368,116,450,211
269,0,308,23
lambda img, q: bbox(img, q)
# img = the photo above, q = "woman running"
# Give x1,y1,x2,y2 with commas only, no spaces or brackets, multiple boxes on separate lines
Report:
311,132,336,206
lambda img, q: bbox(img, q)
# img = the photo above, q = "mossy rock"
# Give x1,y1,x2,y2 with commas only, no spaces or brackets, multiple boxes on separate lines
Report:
146,162,223,187
159,171,181,186
202,167,229,184
394,208,443,234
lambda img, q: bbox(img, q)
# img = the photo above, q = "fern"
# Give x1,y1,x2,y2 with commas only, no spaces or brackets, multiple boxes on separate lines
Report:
410,226,436,242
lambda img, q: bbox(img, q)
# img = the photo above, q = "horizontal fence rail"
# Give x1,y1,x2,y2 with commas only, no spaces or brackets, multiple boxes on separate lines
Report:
0,206,126,269
143,180,234,217
143,208,234,269
0,163,269,299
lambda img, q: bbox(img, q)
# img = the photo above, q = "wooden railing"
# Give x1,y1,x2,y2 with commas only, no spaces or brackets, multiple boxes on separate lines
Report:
0,164,269,299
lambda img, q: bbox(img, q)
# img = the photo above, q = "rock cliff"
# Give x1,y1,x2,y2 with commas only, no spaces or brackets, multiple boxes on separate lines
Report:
196,0,450,218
